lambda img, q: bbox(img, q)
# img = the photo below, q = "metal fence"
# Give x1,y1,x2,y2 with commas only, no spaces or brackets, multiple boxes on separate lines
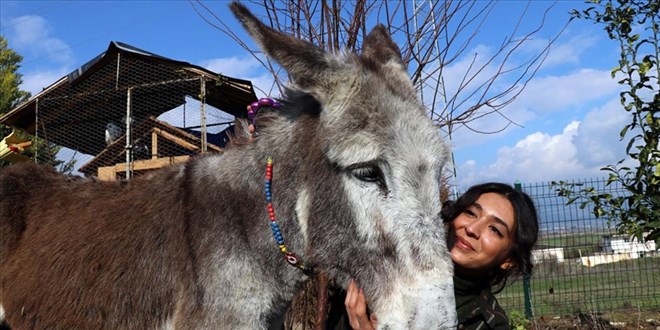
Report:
494,178,659,317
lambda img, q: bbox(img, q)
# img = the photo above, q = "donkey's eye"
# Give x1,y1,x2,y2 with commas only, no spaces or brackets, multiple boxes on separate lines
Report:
347,163,387,191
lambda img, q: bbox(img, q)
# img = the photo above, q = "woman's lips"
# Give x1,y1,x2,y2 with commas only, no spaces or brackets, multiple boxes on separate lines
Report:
455,236,475,251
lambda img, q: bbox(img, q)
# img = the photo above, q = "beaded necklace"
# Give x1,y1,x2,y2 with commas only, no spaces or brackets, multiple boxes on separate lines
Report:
250,98,309,273
264,157,307,272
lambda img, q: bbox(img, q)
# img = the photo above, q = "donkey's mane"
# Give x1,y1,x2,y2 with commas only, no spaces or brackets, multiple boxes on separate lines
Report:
228,89,322,147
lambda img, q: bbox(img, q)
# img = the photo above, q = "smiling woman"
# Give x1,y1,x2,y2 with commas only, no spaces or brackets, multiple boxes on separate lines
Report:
445,183,539,293
343,182,540,330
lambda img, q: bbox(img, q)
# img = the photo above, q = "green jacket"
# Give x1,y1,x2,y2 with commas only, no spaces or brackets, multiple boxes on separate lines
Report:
454,274,510,330
325,275,510,330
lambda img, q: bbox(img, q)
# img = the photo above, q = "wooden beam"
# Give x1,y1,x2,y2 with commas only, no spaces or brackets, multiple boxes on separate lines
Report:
97,155,190,181
151,130,158,159
152,128,199,151
98,166,117,181
113,155,190,172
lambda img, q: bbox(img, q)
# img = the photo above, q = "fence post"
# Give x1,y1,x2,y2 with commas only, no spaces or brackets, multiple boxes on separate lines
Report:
515,180,534,319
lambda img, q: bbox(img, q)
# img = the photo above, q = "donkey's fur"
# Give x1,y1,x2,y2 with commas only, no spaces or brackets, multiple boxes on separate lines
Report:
0,3,456,329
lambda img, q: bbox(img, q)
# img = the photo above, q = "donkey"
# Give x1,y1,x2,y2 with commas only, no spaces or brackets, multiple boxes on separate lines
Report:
0,3,456,329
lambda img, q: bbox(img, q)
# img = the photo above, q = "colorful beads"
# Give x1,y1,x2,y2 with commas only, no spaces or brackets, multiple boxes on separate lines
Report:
264,157,306,271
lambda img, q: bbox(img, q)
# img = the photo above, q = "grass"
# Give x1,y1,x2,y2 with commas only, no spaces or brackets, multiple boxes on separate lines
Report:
497,256,660,317
538,232,605,248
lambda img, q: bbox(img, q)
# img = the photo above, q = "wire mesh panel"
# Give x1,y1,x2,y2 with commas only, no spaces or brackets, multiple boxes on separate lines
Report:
26,47,249,180
496,178,660,317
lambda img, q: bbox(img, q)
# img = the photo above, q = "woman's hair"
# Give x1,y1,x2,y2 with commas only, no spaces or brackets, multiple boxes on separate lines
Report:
441,182,539,293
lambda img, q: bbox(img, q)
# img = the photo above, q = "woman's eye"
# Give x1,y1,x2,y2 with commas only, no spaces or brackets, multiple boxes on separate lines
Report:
348,164,387,191
464,209,476,217
489,225,503,237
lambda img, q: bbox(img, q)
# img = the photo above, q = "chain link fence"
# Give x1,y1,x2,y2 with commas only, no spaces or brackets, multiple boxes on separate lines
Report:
1,41,256,179
494,178,659,317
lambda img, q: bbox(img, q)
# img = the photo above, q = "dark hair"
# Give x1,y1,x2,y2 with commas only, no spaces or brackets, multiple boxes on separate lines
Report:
441,182,539,293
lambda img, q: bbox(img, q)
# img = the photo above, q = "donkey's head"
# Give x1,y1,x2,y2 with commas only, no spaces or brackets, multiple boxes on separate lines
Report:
231,3,456,328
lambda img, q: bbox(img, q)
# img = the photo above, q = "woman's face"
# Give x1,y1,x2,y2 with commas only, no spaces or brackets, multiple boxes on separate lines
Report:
448,192,516,276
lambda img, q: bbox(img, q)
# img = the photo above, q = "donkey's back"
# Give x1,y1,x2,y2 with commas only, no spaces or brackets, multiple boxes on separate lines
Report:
0,162,197,329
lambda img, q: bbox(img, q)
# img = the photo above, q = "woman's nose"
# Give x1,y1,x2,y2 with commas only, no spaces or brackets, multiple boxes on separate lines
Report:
465,218,482,238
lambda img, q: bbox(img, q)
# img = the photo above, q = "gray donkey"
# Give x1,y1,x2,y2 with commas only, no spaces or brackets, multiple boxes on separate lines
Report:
0,3,456,329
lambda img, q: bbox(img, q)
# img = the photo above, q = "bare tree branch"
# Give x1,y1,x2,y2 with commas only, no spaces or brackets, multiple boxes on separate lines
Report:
190,0,569,138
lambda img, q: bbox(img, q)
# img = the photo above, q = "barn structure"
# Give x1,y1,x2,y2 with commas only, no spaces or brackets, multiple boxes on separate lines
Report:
0,41,257,180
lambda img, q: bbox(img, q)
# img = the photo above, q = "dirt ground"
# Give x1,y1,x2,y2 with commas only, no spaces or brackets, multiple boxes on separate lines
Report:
530,310,660,330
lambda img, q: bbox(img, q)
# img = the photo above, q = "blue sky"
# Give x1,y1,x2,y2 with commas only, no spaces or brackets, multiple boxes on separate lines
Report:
0,1,630,189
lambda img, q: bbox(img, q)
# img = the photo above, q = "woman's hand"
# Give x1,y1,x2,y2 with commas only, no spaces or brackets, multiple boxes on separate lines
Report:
345,279,378,330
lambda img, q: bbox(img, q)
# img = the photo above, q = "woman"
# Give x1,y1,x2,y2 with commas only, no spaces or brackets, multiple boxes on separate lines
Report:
343,182,539,330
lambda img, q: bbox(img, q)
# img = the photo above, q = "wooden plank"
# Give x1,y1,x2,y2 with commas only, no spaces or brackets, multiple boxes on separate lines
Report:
152,128,200,151
151,130,158,159
152,127,223,153
112,155,190,172
97,166,117,181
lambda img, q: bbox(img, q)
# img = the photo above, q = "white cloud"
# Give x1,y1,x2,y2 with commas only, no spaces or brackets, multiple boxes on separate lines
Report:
572,98,629,167
6,14,75,95
455,96,633,189
199,56,263,78
7,15,74,65
537,31,600,68
21,68,69,96
513,69,620,113
483,121,582,181
448,66,621,151
424,35,619,150
199,56,277,98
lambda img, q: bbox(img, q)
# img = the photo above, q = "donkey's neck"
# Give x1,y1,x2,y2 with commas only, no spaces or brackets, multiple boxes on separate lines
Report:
203,115,323,268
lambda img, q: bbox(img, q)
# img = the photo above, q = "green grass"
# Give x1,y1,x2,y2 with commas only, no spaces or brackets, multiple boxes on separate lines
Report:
537,232,605,248
496,256,660,316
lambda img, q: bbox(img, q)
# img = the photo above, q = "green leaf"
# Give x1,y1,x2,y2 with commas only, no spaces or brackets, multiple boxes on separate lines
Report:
611,66,620,77
619,124,630,138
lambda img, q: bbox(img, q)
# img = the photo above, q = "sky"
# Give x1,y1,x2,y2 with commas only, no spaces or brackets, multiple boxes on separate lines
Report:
0,0,633,190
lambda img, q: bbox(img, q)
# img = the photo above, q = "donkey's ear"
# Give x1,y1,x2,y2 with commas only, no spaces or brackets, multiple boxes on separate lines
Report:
230,2,331,91
361,25,406,71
